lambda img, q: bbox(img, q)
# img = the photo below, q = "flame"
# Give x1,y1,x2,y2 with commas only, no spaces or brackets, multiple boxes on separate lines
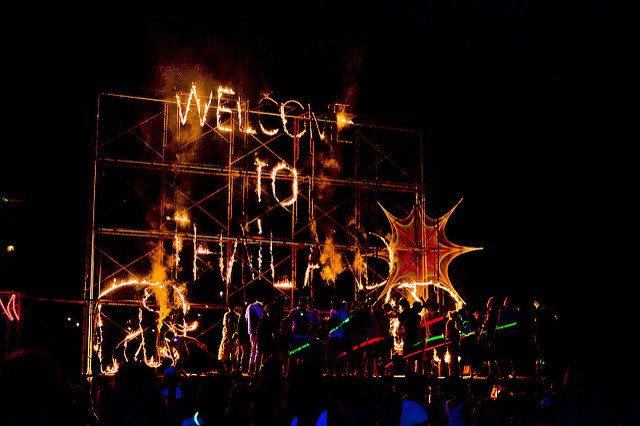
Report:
274,279,293,289
304,263,320,287
319,236,344,285
336,110,353,131
95,279,195,373
280,99,307,138
173,211,191,226
271,162,298,207
216,86,236,132
255,158,268,203
176,83,214,126
196,244,212,255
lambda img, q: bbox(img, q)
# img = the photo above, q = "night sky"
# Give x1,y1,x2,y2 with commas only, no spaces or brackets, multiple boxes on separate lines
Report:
1,3,636,376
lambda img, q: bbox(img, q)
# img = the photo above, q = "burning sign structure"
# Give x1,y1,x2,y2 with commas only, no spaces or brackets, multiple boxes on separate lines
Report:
84,83,479,376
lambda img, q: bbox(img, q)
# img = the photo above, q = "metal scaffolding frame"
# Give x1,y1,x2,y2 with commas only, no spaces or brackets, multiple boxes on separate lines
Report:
82,88,428,378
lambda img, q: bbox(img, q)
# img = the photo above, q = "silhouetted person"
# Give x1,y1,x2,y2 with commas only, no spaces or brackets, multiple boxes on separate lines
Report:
397,297,423,375
98,361,165,426
399,375,430,425
445,309,462,378
280,361,328,426
496,295,519,378
422,299,447,378
456,306,479,377
469,309,485,377
479,296,499,377
246,295,265,374
253,355,286,426
235,302,251,372
533,298,560,380
375,387,404,426
257,294,287,362
160,364,187,426
0,348,85,426
325,295,349,376
218,301,241,371
373,301,394,376
179,373,232,426
348,293,379,377
226,381,256,425
444,379,473,426
284,296,315,369
307,296,323,340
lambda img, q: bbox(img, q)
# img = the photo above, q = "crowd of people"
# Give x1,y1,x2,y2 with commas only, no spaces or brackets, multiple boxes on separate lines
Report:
213,291,564,384
0,345,635,425
2,291,637,425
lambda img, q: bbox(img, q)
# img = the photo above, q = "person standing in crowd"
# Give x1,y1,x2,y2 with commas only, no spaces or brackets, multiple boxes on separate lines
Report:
160,364,186,426
246,295,265,375
496,295,519,378
456,306,479,377
363,298,381,377
253,355,287,426
382,300,403,374
422,299,447,378
0,348,89,426
349,293,380,377
445,309,462,378
257,294,287,362
444,379,473,426
399,375,430,426
397,297,424,375
479,296,500,378
225,381,256,425
307,296,324,340
371,301,394,376
179,374,232,426
469,308,485,377
533,298,560,380
235,302,251,372
325,295,350,376
162,329,191,372
279,361,329,426
284,295,316,369
218,301,241,371
99,361,166,426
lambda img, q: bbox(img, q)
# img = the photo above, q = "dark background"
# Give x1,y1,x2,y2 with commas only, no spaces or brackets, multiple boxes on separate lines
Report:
1,3,636,378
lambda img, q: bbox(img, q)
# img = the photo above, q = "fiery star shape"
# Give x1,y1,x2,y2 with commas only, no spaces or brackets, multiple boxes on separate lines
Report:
374,199,482,304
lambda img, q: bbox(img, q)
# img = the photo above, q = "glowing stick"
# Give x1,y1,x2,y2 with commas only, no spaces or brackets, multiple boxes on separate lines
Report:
496,321,517,331
289,342,311,356
426,334,445,344
329,316,350,335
